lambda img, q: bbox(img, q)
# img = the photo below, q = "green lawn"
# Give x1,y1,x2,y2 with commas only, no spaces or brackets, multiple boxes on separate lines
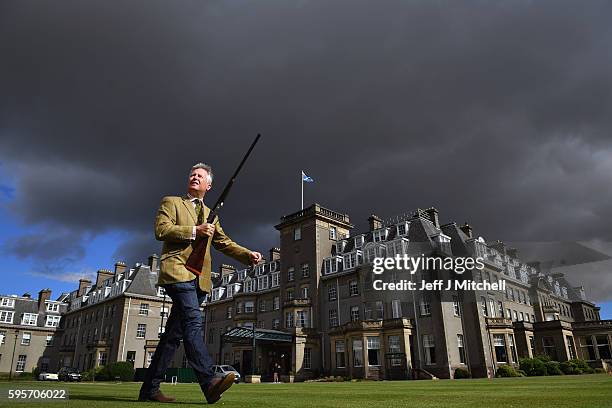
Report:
1,375,611,408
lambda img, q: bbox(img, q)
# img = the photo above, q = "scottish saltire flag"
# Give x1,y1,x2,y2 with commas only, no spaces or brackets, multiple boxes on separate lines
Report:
302,171,314,183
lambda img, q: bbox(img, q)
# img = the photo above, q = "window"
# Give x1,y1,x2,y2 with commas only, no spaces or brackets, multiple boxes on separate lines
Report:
529,336,535,357
286,289,294,301
258,276,269,290
146,351,154,367
489,299,496,317
329,309,338,327
354,236,365,249
0,330,5,345
506,308,511,319
16,355,26,372
349,280,359,296
497,301,504,318
127,351,136,364
367,337,381,366
350,306,360,322
45,315,61,327
452,296,461,317
139,303,149,316
397,222,408,236
596,335,611,359
244,301,254,313
226,307,233,319
457,334,466,364
259,300,266,313
301,263,310,278
566,336,577,360
303,347,312,369
329,226,337,240
335,340,346,368
136,324,146,339
294,227,301,241
297,310,309,328
328,285,337,301
373,229,388,242
288,267,295,282
272,319,280,329
99,351,107,367
300,285,309,299
423,335,436,365
388,335,402,366
392,299,402,319
271,273,280,287
513,310,518,321
493,334,507,363
160,307,169,318
46,334,54,346
352,339,363,367
1,298,15,308
46,303,60,313
480,297,488,316
508,335,518,363
542,336,557,360
21,332,31,346
273,296,280,310
0,311,14,324
420,296,431,316
21,313,38,326
285,312,294,328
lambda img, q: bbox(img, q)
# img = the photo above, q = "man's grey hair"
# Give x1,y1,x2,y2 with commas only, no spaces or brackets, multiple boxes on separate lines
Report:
190,163,213,184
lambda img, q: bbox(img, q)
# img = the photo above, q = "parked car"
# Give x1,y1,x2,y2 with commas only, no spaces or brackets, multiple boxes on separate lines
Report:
58,367,82,382
38,372,59,381
212,365,241,383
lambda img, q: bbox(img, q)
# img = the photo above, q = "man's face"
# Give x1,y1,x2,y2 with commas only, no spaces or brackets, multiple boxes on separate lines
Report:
188,168,212,197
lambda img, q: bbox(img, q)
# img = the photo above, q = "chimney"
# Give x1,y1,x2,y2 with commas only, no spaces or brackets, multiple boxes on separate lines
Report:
528,261,541,273
219,264,236,277
460,222,473,238
78,279,91,297
269,248,281,261
490,240,506,255
22,292,31,298
148,254,159,271
507,247,518,259
38,289,52,311
368,214,383,231
425,207,440,228
96,269,115,287
115,261,127,275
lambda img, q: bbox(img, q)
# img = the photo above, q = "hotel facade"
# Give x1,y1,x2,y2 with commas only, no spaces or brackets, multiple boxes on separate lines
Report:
1,204,611,380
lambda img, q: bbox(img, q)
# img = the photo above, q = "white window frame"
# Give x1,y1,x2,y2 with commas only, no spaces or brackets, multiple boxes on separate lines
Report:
0,298,15,308
45,315,61,327
136,323,146,339
21,313,38,326
21,332,31,346
0,311,14,324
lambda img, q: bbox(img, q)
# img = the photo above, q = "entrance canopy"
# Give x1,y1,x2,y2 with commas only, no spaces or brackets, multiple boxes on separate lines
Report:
222,327,293,344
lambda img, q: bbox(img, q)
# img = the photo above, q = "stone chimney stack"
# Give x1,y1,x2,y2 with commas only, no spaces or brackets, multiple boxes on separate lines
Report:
22,292,31,299
37,289,51,311
148,254,159,271
425,207,440,228
269,248,281,261
78,279,92,297
219,264,236,277
96,269,115,287
460,222,473,238
114,261,127,275
368,214,383,231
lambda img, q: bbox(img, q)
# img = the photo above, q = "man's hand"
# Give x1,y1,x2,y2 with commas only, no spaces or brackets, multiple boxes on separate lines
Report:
249,251,263,265
196,223,215,238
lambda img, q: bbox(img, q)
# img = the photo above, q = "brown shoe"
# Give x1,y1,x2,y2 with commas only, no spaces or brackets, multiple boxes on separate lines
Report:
204,373,235,404
138,391,176,403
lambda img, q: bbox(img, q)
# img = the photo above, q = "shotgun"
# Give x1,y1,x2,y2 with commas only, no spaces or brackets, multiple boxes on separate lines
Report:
185,134,261,276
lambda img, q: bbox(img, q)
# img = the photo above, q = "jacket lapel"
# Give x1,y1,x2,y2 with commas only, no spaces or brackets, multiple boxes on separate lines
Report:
181,196,198,225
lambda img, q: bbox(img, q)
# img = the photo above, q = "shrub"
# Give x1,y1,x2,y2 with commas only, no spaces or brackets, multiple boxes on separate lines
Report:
495,365,519,377
570,359,594,374
519,358,534,375
594,368,605,374
516,369,527,377
100,362,135,382
531,358,548,376
560,361,578,375
453,368,471,379
545,361,562,376
534,354,552,363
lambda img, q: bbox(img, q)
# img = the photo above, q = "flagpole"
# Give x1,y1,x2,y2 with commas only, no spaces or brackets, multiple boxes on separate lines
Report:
301,171,304,210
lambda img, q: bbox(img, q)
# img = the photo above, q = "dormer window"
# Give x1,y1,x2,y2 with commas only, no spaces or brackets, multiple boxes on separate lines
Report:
336,240,347,254
222,275,230,285
270,261,278,272
373,228,388,243
397,222,409,236
343,250,362,270
354,236,365,249
324,256,343,275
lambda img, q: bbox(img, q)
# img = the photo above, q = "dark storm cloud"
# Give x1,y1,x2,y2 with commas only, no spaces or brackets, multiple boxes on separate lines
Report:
1,0,612,296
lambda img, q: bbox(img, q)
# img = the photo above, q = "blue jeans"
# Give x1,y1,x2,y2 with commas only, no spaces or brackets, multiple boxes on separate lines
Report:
140,279,215,396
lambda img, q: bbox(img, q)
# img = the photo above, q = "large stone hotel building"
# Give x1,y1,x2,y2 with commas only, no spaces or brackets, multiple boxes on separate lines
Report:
1,204,611,380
